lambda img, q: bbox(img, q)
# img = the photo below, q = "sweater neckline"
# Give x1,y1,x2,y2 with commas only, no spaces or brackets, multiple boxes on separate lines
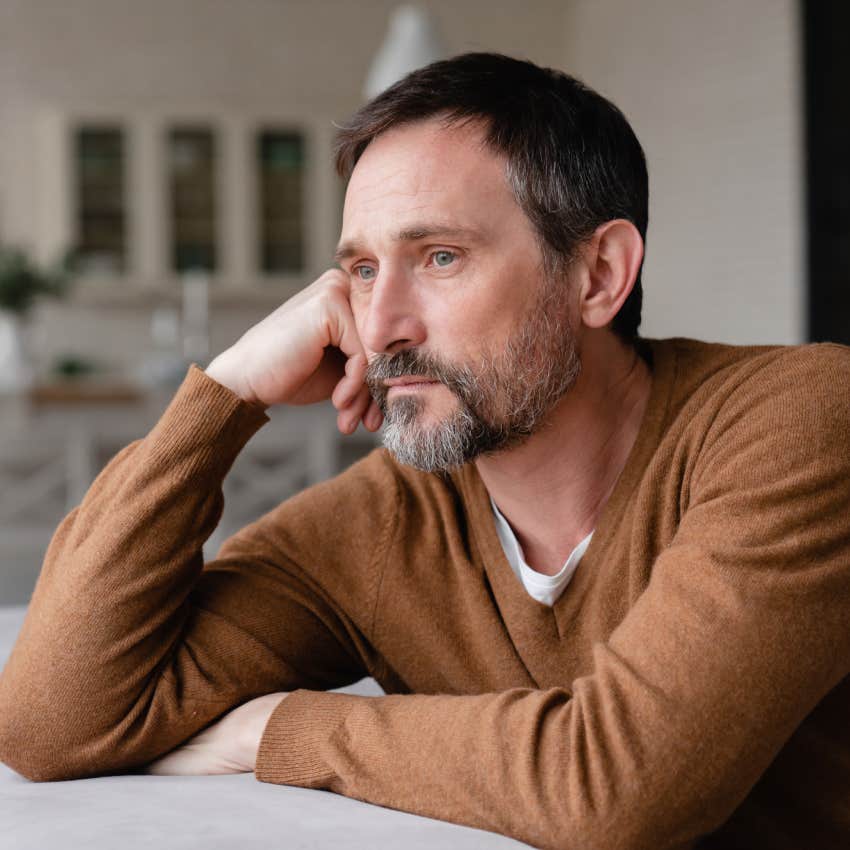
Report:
452,337,677,683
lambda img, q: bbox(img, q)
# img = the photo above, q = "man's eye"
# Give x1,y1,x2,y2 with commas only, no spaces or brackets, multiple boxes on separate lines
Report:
431,250,456,268
353,265,376,281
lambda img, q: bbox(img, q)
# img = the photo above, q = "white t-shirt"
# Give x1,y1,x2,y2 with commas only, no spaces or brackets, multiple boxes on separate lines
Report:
490,496,593,607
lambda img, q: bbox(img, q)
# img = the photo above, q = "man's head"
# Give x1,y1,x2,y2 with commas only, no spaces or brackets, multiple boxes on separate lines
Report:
333,52,648,472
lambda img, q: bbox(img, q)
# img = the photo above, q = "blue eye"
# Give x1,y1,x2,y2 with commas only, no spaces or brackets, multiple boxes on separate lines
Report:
432,250,456,267
354,265,376,281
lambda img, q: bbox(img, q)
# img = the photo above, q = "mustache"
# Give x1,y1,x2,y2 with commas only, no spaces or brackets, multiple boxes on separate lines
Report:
365,349,474,404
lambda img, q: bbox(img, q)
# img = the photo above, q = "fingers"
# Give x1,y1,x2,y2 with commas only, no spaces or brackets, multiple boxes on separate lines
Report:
327,275,368,363
338,391,384,435
331,353,373,434
333,354,385,434
337,384,372,434
321,273,385,434
363,398,384,431
331,352,367,409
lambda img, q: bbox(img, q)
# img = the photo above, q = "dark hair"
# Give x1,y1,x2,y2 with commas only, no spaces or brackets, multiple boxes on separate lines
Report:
334,52,648,343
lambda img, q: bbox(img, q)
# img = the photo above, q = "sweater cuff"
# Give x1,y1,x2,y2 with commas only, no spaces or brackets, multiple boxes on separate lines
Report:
146,363,270,480
254,689,363,787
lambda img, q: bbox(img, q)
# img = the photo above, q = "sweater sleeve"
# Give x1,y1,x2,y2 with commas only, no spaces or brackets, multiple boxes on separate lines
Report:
252,344,850,850
0,364,380,782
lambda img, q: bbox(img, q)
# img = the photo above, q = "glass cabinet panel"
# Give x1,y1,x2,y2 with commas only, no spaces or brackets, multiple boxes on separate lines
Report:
168,127,217,272
258,131,304,273
75,127,126,274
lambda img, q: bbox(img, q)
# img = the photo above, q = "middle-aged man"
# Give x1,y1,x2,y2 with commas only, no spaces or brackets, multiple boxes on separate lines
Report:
1,53,849,850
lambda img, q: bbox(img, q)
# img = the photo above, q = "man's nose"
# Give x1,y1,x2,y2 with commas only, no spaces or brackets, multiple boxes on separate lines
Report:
359,264,427,356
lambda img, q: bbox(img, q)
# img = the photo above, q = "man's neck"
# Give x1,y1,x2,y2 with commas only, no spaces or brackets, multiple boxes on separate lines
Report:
474,331,652,576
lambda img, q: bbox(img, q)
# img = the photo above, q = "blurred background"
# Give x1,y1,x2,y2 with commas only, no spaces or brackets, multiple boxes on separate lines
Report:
0,0,844,604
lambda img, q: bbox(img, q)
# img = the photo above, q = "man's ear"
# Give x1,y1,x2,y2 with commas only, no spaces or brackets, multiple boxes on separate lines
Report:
577,219,644,331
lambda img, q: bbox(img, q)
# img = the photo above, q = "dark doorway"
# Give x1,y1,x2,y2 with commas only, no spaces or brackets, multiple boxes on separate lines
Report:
803,1,850,344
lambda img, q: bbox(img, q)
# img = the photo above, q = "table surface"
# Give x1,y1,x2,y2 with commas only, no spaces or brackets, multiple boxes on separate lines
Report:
0,606,531,849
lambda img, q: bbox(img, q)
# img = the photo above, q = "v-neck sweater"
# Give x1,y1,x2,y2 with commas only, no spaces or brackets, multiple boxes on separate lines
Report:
1,336,849,850
490,496,594,606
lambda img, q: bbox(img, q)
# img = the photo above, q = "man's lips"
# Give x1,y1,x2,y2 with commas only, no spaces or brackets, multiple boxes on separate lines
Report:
384,376,439,387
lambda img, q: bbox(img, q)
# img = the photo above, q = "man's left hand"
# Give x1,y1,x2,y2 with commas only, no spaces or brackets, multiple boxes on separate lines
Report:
143,692,289,775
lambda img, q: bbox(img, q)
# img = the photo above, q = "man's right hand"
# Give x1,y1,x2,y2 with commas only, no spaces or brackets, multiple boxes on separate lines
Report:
204,269,383,435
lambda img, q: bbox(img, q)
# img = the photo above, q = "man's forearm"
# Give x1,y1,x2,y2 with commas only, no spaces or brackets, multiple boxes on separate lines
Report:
0,365,270,781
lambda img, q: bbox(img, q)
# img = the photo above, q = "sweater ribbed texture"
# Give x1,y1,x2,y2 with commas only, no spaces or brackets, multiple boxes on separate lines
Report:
1,338,849,850
255,689,361,786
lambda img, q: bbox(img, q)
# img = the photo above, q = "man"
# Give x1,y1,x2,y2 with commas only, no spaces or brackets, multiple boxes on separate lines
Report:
0,52,849,850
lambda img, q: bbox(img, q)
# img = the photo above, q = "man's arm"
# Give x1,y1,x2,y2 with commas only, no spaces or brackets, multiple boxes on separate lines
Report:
0,266,390,781
0,364,389,782
247,345,850,850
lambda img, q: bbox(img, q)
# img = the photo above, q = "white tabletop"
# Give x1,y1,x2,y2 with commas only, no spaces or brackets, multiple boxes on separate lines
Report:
0,606,531,849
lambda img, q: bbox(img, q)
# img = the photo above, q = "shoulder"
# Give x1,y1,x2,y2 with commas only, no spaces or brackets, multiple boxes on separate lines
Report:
650,335,846,394
670,340,850,496
703,341,850,439
649,336,850,436
637,338,850,507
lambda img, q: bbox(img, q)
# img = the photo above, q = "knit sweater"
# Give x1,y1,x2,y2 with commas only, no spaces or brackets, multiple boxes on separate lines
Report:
1,336,849,850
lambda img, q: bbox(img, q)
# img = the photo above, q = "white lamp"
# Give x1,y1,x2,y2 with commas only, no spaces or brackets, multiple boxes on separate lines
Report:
363,5,448,99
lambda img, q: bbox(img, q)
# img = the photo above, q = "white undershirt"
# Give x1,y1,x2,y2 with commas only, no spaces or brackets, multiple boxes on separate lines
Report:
490,496,594,607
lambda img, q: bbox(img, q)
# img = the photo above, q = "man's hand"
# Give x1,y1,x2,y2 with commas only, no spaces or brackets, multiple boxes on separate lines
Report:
143,692,289,776
204,268,383,435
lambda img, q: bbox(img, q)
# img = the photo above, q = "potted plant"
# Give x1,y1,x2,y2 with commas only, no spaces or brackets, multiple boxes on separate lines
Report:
0,246,77,393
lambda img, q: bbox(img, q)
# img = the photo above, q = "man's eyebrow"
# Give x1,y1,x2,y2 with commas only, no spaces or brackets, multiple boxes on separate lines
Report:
333,224,483,264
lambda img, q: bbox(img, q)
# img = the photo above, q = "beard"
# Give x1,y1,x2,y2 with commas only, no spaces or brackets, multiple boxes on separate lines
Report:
364,276,582,473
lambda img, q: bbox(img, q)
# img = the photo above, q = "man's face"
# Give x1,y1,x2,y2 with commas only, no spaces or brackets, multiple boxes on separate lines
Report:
336,117,581,472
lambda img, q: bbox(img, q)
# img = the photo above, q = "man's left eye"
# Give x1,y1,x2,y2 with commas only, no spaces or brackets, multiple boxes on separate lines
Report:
431,250,456,268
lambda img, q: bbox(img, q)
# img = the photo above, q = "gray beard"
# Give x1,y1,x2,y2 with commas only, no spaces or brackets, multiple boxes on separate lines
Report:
381,395,481,473
370,283,582,474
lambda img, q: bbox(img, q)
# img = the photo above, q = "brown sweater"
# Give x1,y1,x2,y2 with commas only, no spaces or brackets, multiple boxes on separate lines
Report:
1,336,849,850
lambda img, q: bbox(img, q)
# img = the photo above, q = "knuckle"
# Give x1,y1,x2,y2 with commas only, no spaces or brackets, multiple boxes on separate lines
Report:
315,288,342,319
319,286,353,322
320,267,349,290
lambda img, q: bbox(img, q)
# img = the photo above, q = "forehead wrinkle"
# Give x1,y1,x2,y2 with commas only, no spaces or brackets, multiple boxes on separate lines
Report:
349,158,443,205
338,128,507,264
338,178,442,261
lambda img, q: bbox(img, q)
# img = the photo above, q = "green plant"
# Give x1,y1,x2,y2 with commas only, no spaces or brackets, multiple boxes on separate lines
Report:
52,354,99,379
0,245,77,316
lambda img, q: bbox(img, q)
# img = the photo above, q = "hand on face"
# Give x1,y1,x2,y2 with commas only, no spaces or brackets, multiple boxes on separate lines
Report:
204,268,384,435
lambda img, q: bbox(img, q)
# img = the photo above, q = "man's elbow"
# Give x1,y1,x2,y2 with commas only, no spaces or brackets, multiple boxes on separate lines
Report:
0,710,121,783
1,756,68,783
0,739,132,783
0,731,88,783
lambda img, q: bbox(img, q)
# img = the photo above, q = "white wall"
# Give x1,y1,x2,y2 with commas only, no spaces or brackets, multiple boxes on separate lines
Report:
564,0,805,345
0,0,569,380
0,0,805,378
0,1,807,604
